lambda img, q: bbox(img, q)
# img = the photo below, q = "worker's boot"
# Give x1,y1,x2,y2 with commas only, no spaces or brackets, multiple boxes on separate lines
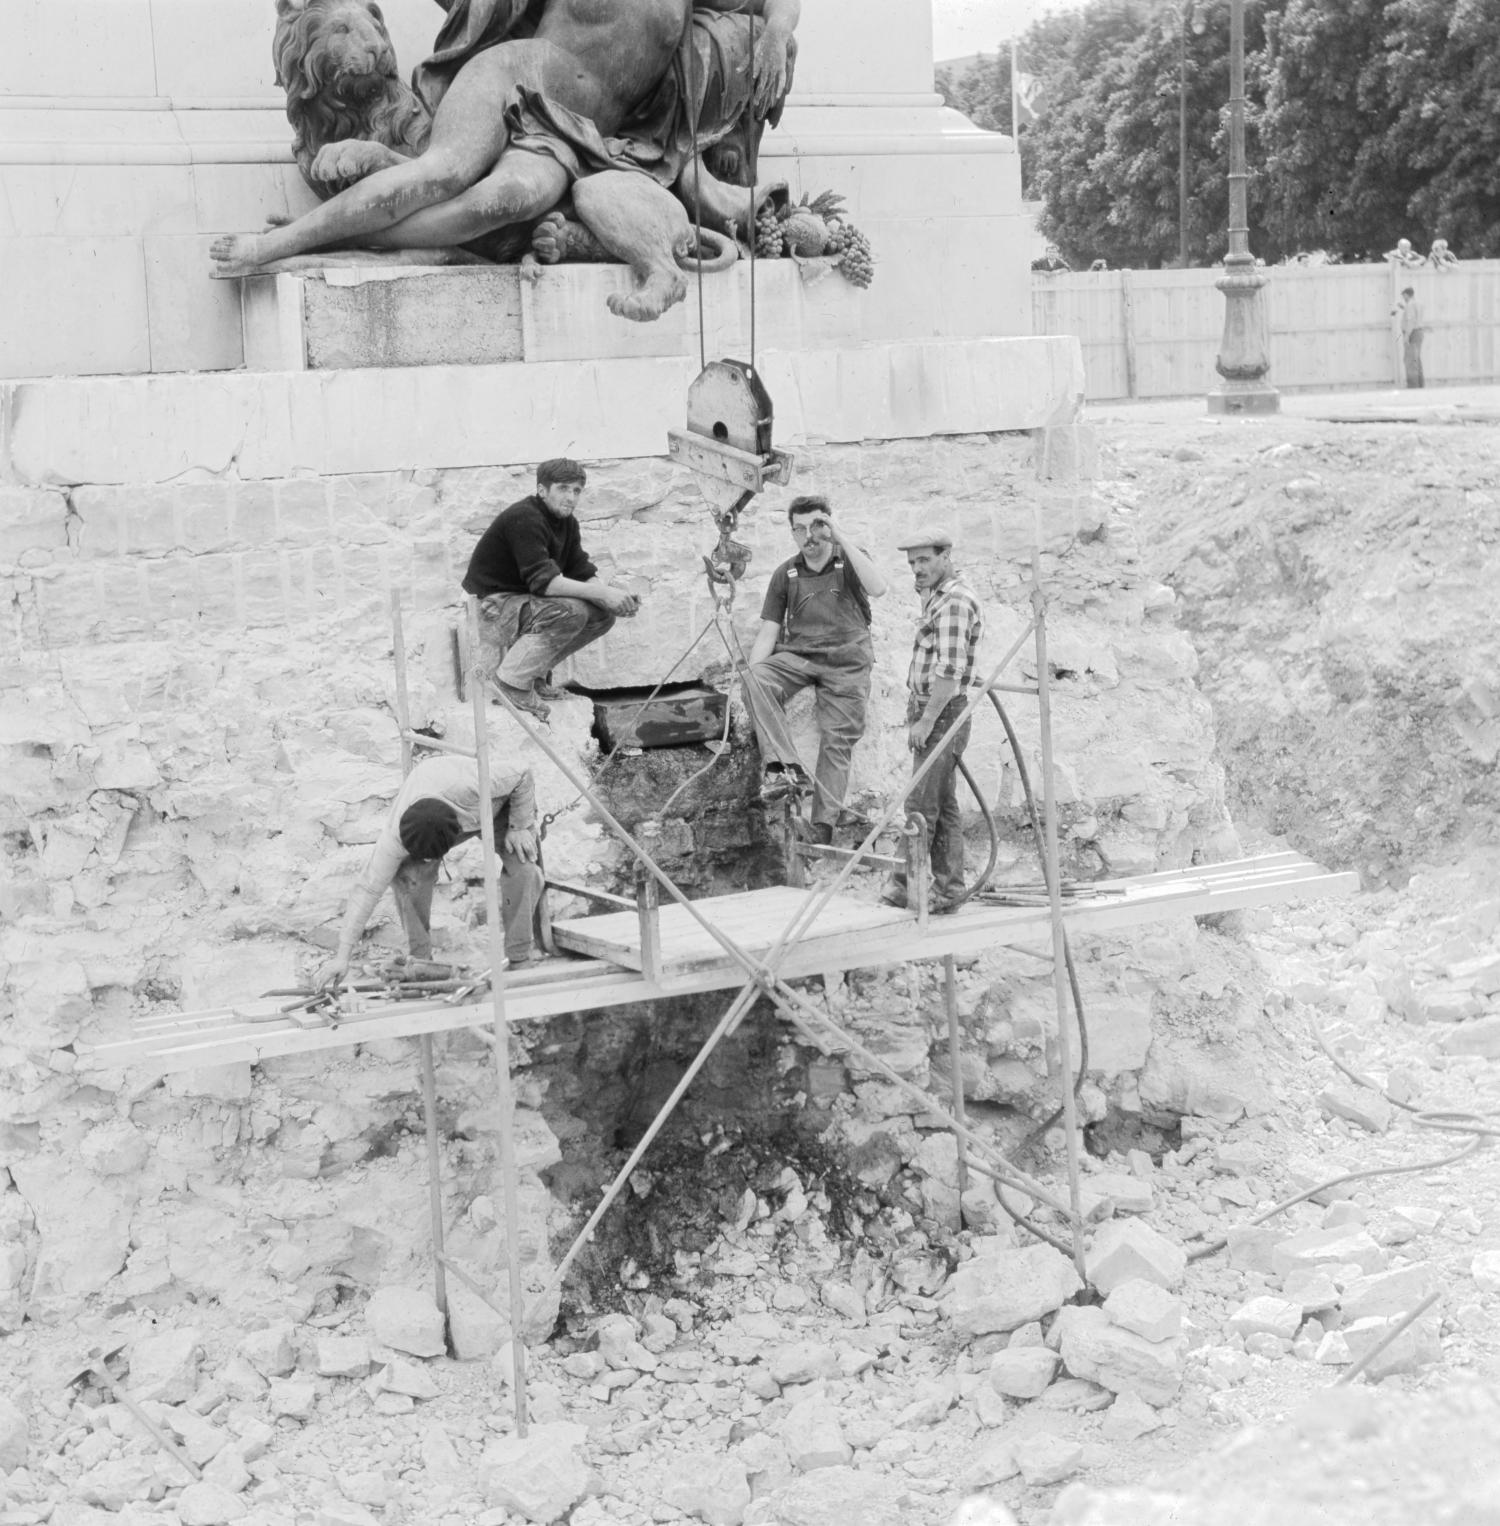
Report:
494,681,551,721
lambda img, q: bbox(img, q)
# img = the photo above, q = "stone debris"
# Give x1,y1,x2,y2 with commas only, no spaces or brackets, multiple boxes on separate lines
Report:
1317,1085,1393,1134
1226,1295,1304,1341
1270,1225,1388,1279
237,1324,296,1379
1055,1305,1183,1408
0,1394,27,1472
315,1335,372,1378
1084,1170,1155,1216
126,1328,203,1404
1471,1250,1500,1294
175,1482,248,1526
364,1286,445,1358
942,1241,1083,1335
1337,1263,1435,1323
448,1282,510,1361
1340,1313,1442,1380
779,1395,852,1471
479,1421,590,1522
1086,1219,1187,1294
1100,1391,1163,1444
1439,1016,1500,1057
659,1452,753,1526
1102,1279,1183,1343
744,1466,907,1525
1011,1432,1085,1486
987,1346,1060,1399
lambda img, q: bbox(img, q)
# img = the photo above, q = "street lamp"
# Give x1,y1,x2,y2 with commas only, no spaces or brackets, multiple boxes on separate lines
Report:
1179,3,1206,267
1207,0,1279,413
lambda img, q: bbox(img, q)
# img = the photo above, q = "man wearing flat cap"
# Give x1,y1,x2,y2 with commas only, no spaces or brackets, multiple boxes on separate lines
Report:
886,526,984,911
462,458,641,720
316,754,543,988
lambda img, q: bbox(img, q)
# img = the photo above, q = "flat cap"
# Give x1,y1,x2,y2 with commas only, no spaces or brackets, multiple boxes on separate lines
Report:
895,525,955,551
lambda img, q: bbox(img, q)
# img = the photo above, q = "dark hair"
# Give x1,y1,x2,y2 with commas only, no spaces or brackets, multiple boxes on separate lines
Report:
787,494,830,524
537,458,587,489
399,799,463,861
1402,286,1415,297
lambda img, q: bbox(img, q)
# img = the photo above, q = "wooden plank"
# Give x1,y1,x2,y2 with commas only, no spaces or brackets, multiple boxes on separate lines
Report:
86,855,1359,1076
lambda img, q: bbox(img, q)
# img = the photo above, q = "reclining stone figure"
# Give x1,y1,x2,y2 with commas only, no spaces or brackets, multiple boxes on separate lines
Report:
212,0,799,321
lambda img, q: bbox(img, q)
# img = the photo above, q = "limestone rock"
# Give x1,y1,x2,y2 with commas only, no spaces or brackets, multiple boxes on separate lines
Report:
316,1335,372,1378
268,1377,318,1420
1101,1390,1163,1443
956,1434,1019,1489
219,1356,268,1401
76,1456,159,1510
1226,1296,1303,1341
176,1482,248,1526
659,1451,753,1526
1341,1314,1441,1380
1056,1305,1183,1407
1441,1017,1500,1058
1270,1226,1388,1280
1281,1268,1341,1313
1086,1171,1155,1215
0,1393,27,1471
449,1281,509,1361
480,1421,589,1522
942,1242,1083,1336
743,1466,907,1526
1086,1220,1186,1294
317,1504,381,1526
382,1357,442,1399
128,1328,203,1404
1471,1249,1500,1294
421,1422,468,1482
735,1431,793,1497
1317,1086,1392,1134
1103,1279,1183,1343
238,1324,296,1378
767,1342,839,1386
1339,1263,1435,1323
987,1346,1059,1399
779,1396,851,1472
203,1446,251,1494
365,1286,445,1357
1225,1226,1280,1274
1011,1432,1085,1486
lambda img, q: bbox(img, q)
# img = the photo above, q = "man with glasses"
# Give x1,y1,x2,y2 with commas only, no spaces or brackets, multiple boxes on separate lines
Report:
740,495,887,844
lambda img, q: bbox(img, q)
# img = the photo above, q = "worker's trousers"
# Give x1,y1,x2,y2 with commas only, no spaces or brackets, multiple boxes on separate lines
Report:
391,808,543,964
478,592,615,689
741,650,871,828
886,696,972,904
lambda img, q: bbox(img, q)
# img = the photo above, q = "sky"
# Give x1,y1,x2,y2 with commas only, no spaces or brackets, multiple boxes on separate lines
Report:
932,0,1088,62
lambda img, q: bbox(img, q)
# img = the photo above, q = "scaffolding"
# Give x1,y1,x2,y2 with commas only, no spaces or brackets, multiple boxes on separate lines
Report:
92,579,1358,1436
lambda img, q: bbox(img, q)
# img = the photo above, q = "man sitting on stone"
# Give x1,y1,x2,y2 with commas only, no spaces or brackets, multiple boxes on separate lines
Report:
462,458,640,720
316,754,543,988
740,495,887,845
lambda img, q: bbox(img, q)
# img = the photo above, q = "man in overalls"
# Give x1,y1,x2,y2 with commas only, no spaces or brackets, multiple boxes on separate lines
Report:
741,495,887,844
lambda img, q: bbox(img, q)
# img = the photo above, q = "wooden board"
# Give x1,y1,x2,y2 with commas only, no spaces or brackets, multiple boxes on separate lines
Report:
85,854,1360,1077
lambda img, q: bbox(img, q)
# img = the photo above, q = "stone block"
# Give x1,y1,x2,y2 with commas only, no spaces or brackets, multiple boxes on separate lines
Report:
1086,1219,1186,1294
127,1328,203,1404
741,1467,906,1526
1442,1018,1500,1058
1286,1155,1357,1206
0,1393,27,1471
365,1286,445,1358
659,1452,753,1526
1100,1391,1163,1443
268,1378,318,1420
767,1343,839,1387
956,1435,1019,1490
1317,1086,1392,1134
1226,1296,1303,1341
1270,1227,1388,1281
1102,1279,1182,1343
176,1482,248,1526
1472,1250,1500,1295
237,1324,296,1378
1281,1268,1341,1314
0,486,69,565
1055,1305,1182,1408
315,1336,372,1379
1338,1263,1435,1324
1340,1314,1442,1381
778,1396,851,1472
480,1421,590,1522
449,1281,508,1361
942,1241,1083,1336
1085,1171,1154,1216
987,1346,1059,1399
1011,1432,1085,1486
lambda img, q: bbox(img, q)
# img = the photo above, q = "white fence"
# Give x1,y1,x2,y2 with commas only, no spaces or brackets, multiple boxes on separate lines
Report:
1032,260,1500,401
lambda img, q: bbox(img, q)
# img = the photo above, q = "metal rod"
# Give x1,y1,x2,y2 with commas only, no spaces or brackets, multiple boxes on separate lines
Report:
1335,1290,1441,1386
420,1033,449,1327
85,1360,202,1482
943,954,969,1196
465,595,529,1436
1031,552,1089,1290
391,587,413,778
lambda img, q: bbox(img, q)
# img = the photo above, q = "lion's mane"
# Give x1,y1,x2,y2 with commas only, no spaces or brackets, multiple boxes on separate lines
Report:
272,0,431,197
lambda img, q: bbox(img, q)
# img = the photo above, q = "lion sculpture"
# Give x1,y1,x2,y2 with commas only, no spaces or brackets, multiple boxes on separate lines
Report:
273,0,432,198
219,0,798,320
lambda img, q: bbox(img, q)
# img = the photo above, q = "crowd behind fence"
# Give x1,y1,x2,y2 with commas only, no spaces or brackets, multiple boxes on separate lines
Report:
1032,260,1500,402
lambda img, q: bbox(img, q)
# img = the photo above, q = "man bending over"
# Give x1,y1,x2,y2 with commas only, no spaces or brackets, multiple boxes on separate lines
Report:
740,495,887,844
462,458,640,720
317,754,543,987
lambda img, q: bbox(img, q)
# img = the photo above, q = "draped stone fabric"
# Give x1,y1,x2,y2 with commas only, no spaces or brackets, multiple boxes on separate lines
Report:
412,3,792,188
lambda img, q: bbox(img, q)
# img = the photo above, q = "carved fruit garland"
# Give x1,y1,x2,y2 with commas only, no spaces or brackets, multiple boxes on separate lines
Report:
752,189,875,288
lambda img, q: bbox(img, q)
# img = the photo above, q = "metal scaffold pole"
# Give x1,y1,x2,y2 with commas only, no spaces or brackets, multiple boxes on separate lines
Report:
465,595,530,1435
1030,550,1089,1288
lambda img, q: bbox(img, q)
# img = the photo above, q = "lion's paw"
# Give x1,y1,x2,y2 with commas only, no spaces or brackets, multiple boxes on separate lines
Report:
309,138,396,186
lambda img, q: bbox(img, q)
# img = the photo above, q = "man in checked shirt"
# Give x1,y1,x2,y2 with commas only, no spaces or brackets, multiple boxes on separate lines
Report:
884,527,984,912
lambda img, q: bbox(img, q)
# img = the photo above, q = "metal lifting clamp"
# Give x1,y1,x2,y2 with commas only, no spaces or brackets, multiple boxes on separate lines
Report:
667,360,795,602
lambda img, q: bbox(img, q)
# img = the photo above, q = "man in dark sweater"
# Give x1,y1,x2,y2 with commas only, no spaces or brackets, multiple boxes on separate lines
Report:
462,458,640,719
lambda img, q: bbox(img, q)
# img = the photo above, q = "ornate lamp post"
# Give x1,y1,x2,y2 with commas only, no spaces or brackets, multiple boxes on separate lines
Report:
1207,0,1278,414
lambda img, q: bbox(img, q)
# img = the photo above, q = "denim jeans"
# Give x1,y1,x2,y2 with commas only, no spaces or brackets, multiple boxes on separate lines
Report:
478,592,615,689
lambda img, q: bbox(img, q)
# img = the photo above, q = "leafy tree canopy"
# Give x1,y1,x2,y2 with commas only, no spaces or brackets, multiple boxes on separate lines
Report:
938,0,1500,267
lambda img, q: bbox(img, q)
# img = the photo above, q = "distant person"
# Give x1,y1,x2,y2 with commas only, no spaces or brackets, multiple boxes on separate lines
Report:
1391,286,1424,388
883,527,984,913
1088,258,1108,272
1384,238,1424,269
462,458,640,720
316,755,543,988
1428,238,1457,270
741,496,887,845
1031,245,1070,273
